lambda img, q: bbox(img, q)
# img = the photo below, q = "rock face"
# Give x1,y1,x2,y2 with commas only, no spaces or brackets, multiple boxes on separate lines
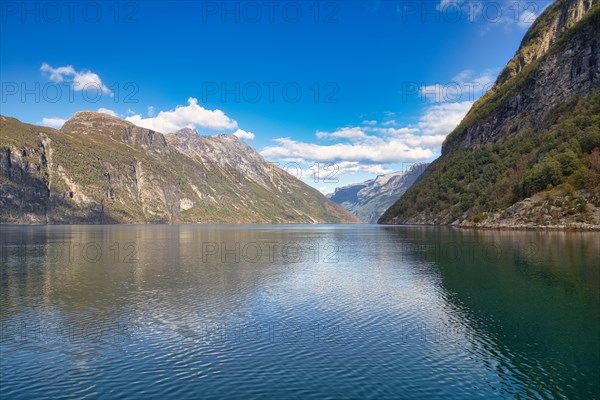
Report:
379,0,600,229
0,113,359,224
443,0,599,154
328,163,428,223
495,0,596,85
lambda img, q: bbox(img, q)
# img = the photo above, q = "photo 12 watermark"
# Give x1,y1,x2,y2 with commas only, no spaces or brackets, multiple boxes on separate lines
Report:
199,241,340,264
0,241,139,264
200,81,339,104
198,161,341,184
1,81,139,104
396,1,541,25
0,321,136,344
199,1,340,24
193,320,340,345
401,80,495,103
1,1,140,24
399,320,542,344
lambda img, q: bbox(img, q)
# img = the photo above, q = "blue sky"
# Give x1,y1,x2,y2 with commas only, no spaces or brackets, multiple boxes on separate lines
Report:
1,0,550,193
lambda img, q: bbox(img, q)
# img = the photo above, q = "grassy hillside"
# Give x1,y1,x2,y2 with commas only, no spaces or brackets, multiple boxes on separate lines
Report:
1,113,358,224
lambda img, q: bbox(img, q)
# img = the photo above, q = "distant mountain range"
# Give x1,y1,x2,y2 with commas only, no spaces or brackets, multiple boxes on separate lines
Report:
0,112,359,224
327,163,428,223
380,0,600,229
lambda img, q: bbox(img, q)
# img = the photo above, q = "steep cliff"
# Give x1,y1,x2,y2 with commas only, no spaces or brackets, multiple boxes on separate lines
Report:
328,163,428,223
444,0,598,154
380,0,600,228
0,112,358,224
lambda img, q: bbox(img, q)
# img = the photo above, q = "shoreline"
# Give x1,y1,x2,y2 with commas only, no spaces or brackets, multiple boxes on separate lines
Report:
378,222,600,231
457,224,600,232
1,221,599,231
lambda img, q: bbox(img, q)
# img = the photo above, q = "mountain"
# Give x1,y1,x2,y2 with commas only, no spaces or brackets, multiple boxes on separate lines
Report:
0,112,359,224
380,0,600,229
328,163,429,223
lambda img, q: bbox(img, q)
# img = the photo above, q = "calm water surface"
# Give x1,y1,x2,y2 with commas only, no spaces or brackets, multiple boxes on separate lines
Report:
0,225,598,399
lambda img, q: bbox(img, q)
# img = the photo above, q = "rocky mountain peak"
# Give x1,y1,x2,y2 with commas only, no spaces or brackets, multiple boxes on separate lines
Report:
328,163,429,223
65,110,129,124
60,111,168,149
173,127,199,137
496,0,596,85
61,111,132,135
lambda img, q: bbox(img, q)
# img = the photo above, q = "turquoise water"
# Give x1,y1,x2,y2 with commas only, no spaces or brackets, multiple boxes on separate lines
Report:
1,225,598,399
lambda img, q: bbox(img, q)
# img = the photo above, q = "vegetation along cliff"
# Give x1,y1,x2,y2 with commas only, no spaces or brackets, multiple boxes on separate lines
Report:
379,0,600,229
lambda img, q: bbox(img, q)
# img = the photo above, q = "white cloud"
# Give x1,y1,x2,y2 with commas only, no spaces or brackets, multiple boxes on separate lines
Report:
332,161,394,176
40,63,112,95
417,101,473,136
147,106,155,117
125,98,238,133
259,67,492,191
97,108,117,117
40,64,75,82
316,127,370,142
261,137,434,164
369,127,420,136
261,100,473,167
39,117,67,129
419,69,497,103
233,129,255,140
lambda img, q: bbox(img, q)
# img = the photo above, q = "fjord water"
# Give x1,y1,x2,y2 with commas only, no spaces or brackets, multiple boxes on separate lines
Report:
0,225,598,399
